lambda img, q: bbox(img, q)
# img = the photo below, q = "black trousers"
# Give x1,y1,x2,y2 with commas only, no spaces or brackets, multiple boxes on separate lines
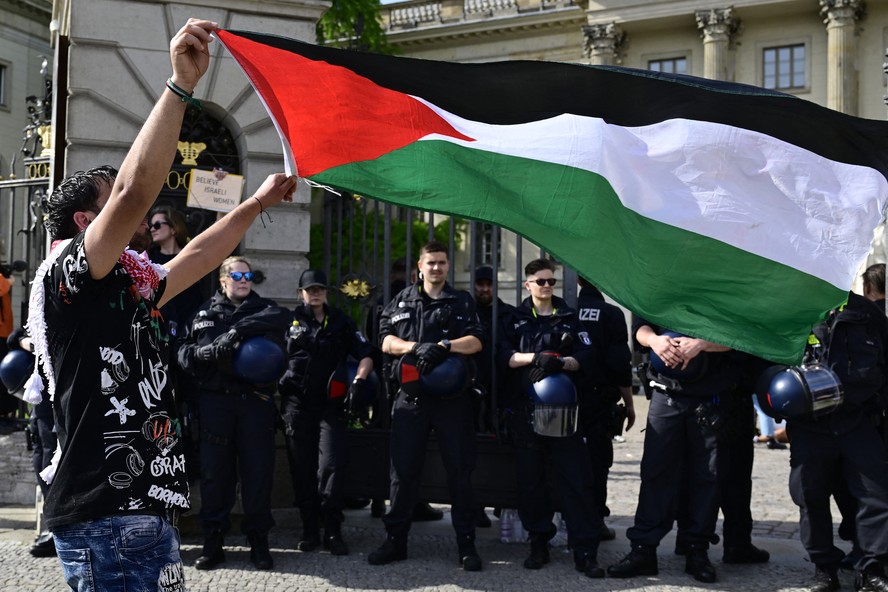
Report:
789,415,888,571
677,395,755,548
383,390,478,540
510,409,602,553
198,391,277,537
580,404,614,520
627,391,719,548
282,398,348,524
30,415,56,499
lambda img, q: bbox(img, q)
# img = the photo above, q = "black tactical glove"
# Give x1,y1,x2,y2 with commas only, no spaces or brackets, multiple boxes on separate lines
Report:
213,329,240,361
195,344,217,362
412,342,450,374
529,352,564,383
346,378,365,414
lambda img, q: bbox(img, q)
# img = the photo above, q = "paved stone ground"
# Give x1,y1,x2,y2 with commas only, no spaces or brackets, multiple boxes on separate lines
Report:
0,394,849,592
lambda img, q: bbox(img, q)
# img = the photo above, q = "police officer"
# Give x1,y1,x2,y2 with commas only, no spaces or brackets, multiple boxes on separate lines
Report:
368,241,484,571
575,276,635,541
608,320,740,583
279,269,374,556
472,265,514,433
788,289,888,592
178,256,290,571
4,328,56,557
498,258,605,577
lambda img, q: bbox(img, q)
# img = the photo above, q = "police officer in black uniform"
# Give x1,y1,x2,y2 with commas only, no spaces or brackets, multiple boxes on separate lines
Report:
575,276,635,541
279,269,374,557
178,256,290,571
608,320,740,583
472,265,514,433
498,259,605,577
788,289,888,592
368,241,484,571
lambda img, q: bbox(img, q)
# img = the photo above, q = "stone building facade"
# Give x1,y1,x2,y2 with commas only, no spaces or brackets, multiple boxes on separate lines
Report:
49,0,329,308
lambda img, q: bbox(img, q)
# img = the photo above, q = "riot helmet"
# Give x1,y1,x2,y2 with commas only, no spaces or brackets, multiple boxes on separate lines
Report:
525,371,578,437
328,358,379,408
756,363,843,420
232,336,287,385
0,349,35,398
397,353,469,399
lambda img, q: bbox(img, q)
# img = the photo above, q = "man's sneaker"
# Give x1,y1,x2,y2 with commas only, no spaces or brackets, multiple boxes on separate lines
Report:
767,438,788,450
607,545,658,578
723,543,771,564
855,568,888,592
29,533,56,558
685,547,717,583
811,565,840,592
600,526,617,541
367,537,407,565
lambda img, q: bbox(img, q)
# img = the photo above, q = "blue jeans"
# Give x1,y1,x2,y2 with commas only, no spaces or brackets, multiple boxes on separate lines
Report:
54,514,185,592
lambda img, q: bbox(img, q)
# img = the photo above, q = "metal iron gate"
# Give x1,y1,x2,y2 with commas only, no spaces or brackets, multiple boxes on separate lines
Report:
315,188,578,507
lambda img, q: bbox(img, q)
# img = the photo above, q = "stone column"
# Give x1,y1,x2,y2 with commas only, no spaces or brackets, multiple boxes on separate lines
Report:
582,22,625,66
820,0,865,115
695,7,741,81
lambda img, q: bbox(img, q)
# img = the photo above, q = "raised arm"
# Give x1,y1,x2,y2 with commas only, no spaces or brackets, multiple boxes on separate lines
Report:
84,19,217,280
159,173,297,307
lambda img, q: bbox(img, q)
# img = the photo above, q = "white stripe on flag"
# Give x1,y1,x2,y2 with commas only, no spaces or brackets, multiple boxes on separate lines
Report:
417,98,888,290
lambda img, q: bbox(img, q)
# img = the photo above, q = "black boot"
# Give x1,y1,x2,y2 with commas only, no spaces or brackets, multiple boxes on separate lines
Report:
248,532,273,570
457,534,482,572
370,498,386,518
575,549,606,579
297,510,321,552
324,517,349,556
368,535,408,565
412,501,444,521
607,544,658,578
723,543,770,564
811,564,840,592
855,566,888,592
685,545,717,583
477,507,492,528
523,531,551,570
195,530,225,570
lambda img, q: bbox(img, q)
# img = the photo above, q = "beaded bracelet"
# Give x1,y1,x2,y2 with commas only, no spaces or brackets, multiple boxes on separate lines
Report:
165,78,202,111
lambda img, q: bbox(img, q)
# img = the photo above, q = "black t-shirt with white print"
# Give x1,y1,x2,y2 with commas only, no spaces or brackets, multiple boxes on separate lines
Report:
42,233,190,530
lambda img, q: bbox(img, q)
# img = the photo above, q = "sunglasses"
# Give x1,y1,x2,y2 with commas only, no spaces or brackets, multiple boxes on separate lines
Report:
228,271,254,282
531,278,557,287
149,221,170,230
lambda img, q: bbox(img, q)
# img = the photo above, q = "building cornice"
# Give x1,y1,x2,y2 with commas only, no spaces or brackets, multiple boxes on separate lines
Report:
387,4,586,47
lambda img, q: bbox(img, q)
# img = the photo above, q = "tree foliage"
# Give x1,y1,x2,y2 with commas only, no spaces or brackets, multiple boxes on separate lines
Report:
316,0,396,54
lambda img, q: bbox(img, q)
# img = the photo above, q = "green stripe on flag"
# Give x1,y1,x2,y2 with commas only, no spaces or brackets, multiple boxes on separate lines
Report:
313,139,845,363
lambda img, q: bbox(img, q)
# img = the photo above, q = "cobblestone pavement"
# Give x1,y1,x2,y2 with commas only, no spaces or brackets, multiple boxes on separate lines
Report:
0,395,845,592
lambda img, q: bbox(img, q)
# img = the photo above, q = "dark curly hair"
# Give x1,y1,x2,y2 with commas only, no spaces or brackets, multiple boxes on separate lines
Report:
42,165,117,240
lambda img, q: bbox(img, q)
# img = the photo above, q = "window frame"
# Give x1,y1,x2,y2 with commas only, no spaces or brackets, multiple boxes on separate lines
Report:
757,38,811,94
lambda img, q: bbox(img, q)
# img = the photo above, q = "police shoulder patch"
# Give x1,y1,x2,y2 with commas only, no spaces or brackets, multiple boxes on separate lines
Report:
579,331,592,345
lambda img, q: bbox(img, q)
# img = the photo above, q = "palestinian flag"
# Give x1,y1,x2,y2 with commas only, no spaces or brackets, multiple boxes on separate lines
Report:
216,29,888,364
